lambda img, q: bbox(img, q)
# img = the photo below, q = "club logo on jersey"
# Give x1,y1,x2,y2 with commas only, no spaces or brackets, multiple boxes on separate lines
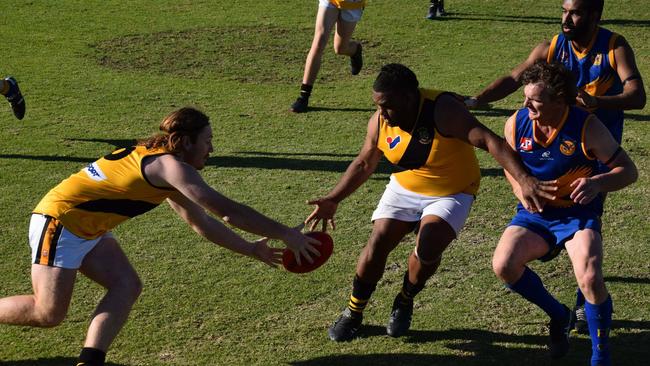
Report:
386,135,401,149
84,162,107,182
560,139,576,156
416,127,432,145
519,137,533,152
540,150,554,161
593,54,603,66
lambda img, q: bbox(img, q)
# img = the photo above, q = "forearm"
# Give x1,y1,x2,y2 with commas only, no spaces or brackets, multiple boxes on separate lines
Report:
486,137,530,183
475,76,521,106
504,170,525,203
591,166,638,193
220,201,290,241
325,158,376,203
592,91,646,111
192,217,257,257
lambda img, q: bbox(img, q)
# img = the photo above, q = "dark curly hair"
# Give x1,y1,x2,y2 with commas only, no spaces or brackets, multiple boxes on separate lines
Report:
521,61,577,105
373,63,419,94
138,107,210,154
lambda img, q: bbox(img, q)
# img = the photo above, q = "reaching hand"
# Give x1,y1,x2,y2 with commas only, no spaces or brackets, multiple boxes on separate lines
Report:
282,227,321,266
570,177,601,205
518,176,558,213
250,238,284,268
305,198,338,232
576,90,598,110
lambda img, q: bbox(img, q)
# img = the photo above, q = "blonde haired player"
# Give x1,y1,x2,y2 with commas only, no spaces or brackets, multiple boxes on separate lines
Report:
0,107,320,366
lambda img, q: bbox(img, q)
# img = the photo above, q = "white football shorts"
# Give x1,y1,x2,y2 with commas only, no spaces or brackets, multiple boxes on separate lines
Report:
29,213,114,269
318,0,364,23
371,176,475,235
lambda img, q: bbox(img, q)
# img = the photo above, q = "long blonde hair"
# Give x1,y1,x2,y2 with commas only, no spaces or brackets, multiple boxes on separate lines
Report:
138,107,210,154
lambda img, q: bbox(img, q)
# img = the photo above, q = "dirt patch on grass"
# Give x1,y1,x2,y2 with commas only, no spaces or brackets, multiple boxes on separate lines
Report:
91,25,406,84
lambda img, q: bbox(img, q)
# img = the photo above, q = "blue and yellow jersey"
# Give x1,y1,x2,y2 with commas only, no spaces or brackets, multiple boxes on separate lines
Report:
547,27,624,142
514,106,603,215
377,88,481,197
328,0,366,10
33,145,176,239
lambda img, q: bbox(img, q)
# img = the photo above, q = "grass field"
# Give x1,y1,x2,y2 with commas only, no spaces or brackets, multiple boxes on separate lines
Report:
0,1,648,365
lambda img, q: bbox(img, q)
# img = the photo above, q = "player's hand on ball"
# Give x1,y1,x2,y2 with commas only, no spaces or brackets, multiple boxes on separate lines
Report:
282,227,321,266
305,197,338,232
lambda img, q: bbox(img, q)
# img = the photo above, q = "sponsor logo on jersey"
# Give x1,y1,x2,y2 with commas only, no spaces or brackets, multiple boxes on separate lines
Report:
84,162,107,182
519,137,533,152
540,150,554,161
560,139,576,156
387,135,401,149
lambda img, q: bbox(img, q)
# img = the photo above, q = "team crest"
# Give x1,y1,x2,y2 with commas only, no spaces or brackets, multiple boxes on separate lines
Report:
559,139,576,156
416,127,432,144
519,137,533,151
386,135,401,149
593,54,603,66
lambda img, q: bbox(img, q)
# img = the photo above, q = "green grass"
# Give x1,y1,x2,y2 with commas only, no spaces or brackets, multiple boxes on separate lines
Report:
1,0,649,365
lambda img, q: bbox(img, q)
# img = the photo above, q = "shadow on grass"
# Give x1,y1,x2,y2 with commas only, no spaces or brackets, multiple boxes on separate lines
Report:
434,12,650,27
292,323,650,366
0,358,126,366
0,149,504,179
605,275,650,284
299,106,376,113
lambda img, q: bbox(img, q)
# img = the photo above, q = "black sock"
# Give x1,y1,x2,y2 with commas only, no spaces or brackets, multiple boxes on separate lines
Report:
78,347,106,366
347,275,377,315
399,271,425,302
299,84,313,99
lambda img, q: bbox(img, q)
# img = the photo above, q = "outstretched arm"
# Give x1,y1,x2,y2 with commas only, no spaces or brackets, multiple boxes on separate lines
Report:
436,95,556,212
167,193,283,267
305,111,384,231
468,41,549,107
146,155,320,264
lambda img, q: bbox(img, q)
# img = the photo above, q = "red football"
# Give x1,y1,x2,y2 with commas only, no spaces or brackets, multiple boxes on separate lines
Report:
282,231,334,273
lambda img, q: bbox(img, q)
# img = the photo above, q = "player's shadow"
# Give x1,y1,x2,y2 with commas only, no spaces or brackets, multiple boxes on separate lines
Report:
440,12,650,27
441,12,557,25
0,358,126,366
605,275,650,284
624,113,650,122
292,323,650,366
300,106,376,113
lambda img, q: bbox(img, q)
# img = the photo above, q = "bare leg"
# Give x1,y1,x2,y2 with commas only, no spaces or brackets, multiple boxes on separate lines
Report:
0,264,76,327
355,218,415,284
78,237,143,352
564,229,608,304
407,215,456,286
333,18,359,57
301,6,340,85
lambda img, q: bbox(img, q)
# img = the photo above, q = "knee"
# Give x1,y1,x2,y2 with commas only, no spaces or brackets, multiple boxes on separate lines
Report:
34,308,67,328
112,274,143,304
492,256,516,282
577,270,603,293
310,34,329,54
365,232,398,260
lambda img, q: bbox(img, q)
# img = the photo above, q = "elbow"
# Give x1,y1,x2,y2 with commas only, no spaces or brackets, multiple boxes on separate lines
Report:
629,165,639,185
637,93,647,109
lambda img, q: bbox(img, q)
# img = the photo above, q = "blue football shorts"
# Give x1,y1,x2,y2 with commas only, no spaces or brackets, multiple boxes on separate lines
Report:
508,206,602,262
